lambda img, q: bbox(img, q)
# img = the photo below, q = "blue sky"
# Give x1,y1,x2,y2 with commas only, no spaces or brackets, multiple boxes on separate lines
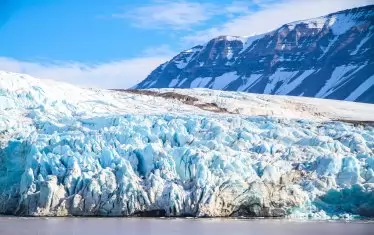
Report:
0,0,372,88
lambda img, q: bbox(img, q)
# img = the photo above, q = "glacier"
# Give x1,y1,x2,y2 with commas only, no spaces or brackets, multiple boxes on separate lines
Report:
0,71,374,218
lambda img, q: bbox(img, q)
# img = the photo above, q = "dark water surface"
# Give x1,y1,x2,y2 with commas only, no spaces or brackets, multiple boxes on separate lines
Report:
0,217,373,235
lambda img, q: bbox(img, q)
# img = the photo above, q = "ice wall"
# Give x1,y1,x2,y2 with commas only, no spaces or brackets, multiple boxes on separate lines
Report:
1,114,373,218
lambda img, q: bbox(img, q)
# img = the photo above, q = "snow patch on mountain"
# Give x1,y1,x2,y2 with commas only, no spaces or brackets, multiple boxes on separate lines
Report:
169,78,180,87
237,74,263,92
264,70,298,94
287,17,326,31
276,70,316,95
329,11,362,35
316,65,358,98
190,77,212,88
319,36,339,59
345,74,374,101
241,33,265,53
351,33,373,55
211,72,238,89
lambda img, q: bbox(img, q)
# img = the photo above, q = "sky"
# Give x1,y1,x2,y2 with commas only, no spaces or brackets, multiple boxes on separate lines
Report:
0,0,373,88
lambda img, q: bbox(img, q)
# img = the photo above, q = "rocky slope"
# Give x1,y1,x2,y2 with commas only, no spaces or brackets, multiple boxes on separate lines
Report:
1,71,374,218
135,5,374,103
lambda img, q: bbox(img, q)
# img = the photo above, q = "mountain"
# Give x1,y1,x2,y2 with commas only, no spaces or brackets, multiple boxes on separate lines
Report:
1,71,374,218
135,5,374,103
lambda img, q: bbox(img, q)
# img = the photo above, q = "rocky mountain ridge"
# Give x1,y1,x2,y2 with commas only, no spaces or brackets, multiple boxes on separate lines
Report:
135,5,374,103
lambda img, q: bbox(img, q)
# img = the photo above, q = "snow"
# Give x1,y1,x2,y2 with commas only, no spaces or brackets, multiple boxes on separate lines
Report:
276,70,315,95
160,62,168,70
226,46,234,60
306,19,326,29
175,60,189,69
284,9,365,36
142,80,157,89
322,64,367,98
210,72,238,90
174,47,202,69
287,17,327,31
345,74,374,101
177,77,189,86
169,88,374,121
240,33,265,53
329,13,359,35
315,65,357,98
264,69,299,94
183,46,203,54
223,36,247,42
237,74,262,92
168,78,179,87
190,77,212,88
319,36,338,59
1,71,374,218
216,36,249,60
350,33,372,55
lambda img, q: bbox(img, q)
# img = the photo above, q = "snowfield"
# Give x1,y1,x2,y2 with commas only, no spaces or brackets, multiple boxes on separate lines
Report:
0,71,374,219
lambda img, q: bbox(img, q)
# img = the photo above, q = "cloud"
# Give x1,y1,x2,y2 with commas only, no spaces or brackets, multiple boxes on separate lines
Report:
114,1,214,30
0,55,171,89
183,0,373,45
141,44,176,57
114,0,250,30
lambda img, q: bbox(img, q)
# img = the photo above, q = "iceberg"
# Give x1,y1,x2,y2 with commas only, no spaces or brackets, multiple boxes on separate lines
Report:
0,71,373,218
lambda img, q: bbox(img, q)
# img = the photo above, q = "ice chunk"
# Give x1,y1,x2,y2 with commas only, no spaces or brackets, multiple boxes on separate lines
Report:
316,155,341,177
336,157,362,187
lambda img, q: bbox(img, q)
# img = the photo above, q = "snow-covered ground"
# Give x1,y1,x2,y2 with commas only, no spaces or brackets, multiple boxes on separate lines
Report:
152,88,374,121
0,71,373,218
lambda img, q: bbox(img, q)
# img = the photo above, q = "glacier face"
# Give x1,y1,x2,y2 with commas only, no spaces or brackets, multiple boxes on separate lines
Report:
1,71,374,218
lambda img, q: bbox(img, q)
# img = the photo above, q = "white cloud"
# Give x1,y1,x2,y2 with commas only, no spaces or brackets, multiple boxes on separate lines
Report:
224,1,252,14
0,56,170,89
114,1,215,30
183,0,373,45
141,44,176,57
114,0,250,30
